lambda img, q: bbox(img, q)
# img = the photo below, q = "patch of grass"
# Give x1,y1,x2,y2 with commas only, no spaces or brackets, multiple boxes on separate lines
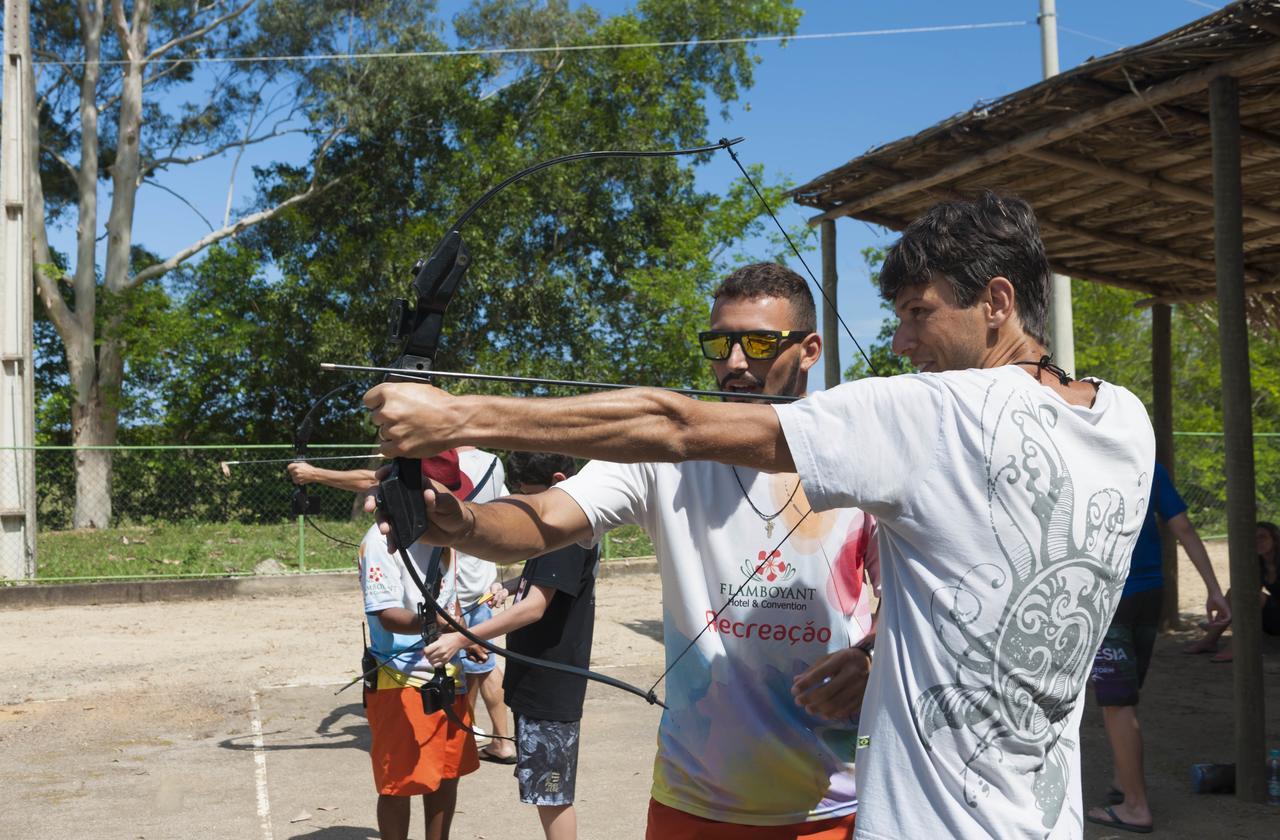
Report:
604,525,653,560
34,519,365,580
31,518,654,582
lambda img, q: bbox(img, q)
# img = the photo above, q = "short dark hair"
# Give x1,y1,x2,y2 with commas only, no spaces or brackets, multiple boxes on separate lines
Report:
1259,521,1280,562
712,262,817,332
878,192,1050,343
506,451,576,487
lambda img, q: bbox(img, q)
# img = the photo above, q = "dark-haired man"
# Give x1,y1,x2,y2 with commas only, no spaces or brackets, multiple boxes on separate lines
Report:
373,263,880,839
367,194,1155,838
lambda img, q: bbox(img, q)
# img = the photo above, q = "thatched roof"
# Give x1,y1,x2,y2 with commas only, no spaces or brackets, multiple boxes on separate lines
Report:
791,0,1280,327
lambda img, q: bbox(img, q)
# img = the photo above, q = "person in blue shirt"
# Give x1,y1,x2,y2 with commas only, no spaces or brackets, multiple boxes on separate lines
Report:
1086,461,1230,834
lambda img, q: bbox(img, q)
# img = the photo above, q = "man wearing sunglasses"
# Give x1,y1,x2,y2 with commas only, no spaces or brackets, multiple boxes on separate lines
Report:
366,193,1156,840
369,263,879,839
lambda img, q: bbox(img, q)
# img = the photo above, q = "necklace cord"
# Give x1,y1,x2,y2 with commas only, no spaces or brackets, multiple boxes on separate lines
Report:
730,466,800,522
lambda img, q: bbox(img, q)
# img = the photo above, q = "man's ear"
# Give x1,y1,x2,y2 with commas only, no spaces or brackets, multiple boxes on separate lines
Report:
984,277,1017,330
798,330,823,373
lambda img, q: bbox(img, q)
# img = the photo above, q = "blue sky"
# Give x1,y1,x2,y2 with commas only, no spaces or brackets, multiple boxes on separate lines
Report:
49,0,1223,389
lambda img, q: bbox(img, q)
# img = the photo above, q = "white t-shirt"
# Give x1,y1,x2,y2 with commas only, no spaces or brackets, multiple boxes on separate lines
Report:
558,460,879,825
453,448,508,603
359,524,466,684
775,366,1155,840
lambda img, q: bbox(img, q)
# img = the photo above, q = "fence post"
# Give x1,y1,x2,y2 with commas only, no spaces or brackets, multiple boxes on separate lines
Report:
297,514,306,571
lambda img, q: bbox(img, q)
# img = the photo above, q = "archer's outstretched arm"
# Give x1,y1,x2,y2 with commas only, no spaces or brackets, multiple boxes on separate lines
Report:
364,482,594,563
364,382,795,473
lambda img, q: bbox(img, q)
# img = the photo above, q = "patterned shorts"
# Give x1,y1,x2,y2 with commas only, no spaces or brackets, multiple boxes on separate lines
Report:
514,713,581,806
1091,588,1163,707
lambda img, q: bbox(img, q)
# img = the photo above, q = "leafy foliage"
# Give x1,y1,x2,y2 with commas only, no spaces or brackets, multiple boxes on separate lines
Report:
844,246,916,380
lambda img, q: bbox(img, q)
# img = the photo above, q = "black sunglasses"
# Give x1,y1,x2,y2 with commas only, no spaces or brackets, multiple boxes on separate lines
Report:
698,330,810,361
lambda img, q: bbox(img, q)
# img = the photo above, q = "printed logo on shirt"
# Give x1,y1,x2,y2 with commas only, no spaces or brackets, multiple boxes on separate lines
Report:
716,548,816,612
857,735,871,749
365,563,393,596
742,549,796,584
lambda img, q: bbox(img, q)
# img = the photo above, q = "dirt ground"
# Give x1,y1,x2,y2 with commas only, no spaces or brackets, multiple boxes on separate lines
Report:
1,542,1278,839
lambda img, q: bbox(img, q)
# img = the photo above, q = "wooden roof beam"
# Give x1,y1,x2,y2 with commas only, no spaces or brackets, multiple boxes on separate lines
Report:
1036,215,1267,281
1136,277,1280,307
1022,148,1280,227
1077,77,1280,152
807,39,1280,225
1048,262,1164,296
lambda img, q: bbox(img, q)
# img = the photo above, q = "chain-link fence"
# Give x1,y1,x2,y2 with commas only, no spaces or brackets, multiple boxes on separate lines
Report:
1,434,1276,582
9,445,382,582
1172,432,1279,536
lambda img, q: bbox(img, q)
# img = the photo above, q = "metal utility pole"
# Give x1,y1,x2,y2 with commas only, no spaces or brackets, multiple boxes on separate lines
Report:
1039,0,1076,375
1,0,37,579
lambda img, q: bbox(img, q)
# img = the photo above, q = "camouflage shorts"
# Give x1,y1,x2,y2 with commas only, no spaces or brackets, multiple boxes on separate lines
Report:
514,713,581,806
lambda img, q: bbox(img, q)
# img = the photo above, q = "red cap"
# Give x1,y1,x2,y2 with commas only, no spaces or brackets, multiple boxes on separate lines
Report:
421,449,475,500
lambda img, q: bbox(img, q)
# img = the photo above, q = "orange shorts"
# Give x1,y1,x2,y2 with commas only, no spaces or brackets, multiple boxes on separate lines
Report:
365,684,479,796
645,799,855,840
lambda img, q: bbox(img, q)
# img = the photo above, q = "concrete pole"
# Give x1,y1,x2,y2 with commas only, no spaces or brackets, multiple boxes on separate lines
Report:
1039,0,1076,375
1151,304,1179,629
1,0,36,580
1209,74,1264,803
820,219,841,387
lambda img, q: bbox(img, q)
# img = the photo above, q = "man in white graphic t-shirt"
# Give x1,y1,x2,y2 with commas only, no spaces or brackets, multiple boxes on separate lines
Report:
366,194,1154,839
370,264,878,839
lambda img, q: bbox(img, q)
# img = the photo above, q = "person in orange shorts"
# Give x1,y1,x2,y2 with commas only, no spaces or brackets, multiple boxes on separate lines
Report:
359,451,492,840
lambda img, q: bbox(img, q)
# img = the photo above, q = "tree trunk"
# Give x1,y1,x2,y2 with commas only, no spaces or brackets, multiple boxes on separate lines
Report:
67,330,122,529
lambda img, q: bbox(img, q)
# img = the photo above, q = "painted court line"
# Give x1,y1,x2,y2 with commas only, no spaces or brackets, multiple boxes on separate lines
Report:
249,689,274,840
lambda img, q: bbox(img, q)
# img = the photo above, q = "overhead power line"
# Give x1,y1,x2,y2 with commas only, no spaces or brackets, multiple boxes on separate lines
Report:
36,20,1030,68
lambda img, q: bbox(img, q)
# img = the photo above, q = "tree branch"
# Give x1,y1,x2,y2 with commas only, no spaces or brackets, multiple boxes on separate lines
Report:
144,0,255,66
127,176,340,288
50,149,80,182
141,125,307,176
143,179,217,232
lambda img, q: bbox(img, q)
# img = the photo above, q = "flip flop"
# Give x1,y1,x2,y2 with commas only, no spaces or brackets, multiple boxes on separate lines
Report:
1210,650,1234,663
478,746,518,765
1182,640,1217,655
1085,805,1152,834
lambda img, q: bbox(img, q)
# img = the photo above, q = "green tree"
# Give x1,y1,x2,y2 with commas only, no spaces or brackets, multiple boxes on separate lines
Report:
228,0,805,440
28,0,439,526
844,246,915,380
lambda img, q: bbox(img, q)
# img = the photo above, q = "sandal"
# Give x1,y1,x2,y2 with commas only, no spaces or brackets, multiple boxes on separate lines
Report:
1085,805,1153,834
478,745,518,765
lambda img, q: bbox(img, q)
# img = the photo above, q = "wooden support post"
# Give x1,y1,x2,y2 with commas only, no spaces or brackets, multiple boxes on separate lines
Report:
820,219,841,387
1151,303,1178,629
1210,74,1264,803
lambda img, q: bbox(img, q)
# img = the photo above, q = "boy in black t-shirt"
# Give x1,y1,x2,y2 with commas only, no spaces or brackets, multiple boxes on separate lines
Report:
423,452,596,840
